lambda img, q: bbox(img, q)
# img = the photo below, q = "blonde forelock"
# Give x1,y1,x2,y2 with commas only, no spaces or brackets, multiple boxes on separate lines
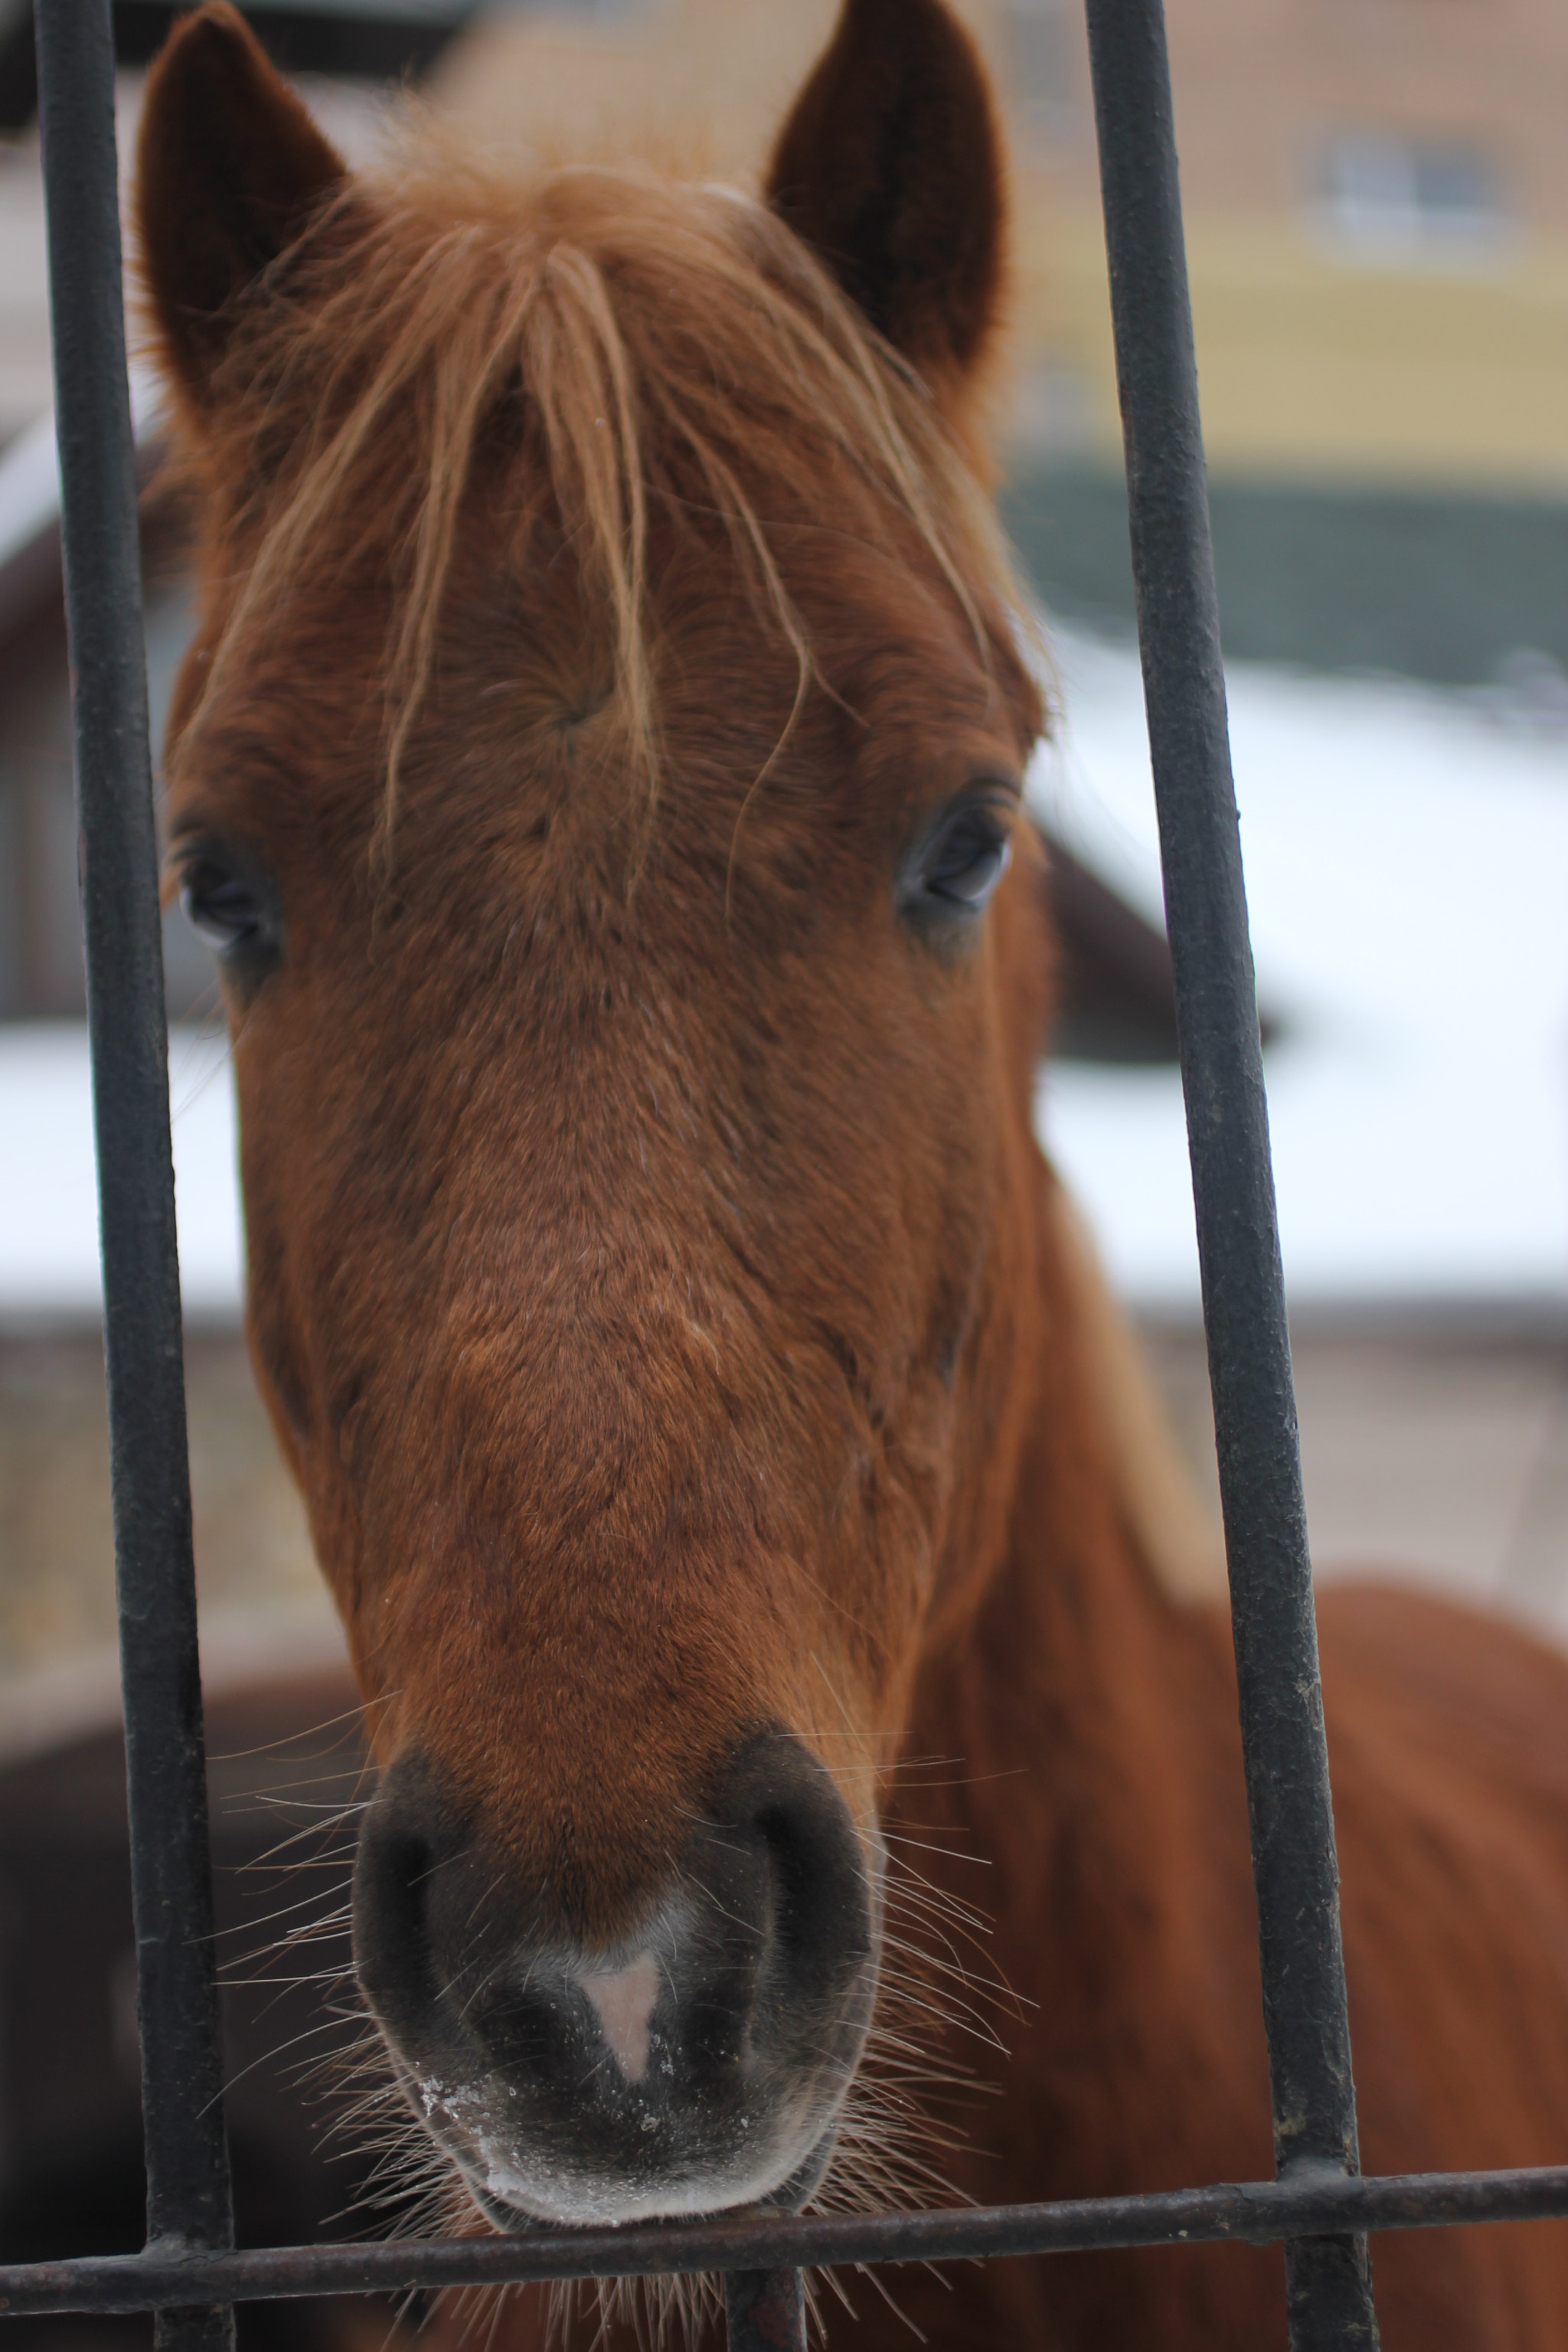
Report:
184,145,1038,847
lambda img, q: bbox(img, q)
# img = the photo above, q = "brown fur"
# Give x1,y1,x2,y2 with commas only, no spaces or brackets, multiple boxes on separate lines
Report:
137,5,1568,2344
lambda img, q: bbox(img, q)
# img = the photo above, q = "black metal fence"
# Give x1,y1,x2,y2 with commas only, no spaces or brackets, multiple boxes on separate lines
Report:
5,1,1568,2348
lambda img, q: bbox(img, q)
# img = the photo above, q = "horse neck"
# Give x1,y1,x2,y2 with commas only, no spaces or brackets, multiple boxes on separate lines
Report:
891,1162,1243,2135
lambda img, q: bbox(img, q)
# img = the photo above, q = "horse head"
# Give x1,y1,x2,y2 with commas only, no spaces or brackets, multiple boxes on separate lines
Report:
138,0,1049,2229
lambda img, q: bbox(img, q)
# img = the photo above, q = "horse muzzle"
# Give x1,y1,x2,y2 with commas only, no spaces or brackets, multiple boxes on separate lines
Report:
351,1730,880,2225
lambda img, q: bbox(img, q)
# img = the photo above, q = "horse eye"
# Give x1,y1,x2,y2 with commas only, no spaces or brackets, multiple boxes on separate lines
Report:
177,849,281,979
904,799,1014,925
180,858,260,949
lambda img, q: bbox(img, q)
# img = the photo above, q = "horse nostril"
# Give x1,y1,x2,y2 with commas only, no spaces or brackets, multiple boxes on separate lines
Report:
760,1797,836,1972
469,1977,573,2079
350,1732,878,2224
710,1731,877,2017
352,1756,454,2059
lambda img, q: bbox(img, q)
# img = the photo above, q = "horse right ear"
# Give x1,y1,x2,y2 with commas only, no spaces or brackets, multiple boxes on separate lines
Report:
136,3,347,414
765,0,1006,399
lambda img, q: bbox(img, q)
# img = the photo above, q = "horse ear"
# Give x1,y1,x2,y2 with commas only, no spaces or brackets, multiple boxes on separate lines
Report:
765,0,1006,392
136,2,348,412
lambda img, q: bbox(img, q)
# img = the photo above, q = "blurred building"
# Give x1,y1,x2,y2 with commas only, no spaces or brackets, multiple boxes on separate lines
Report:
1007,0,1567,493
987,0,1568,677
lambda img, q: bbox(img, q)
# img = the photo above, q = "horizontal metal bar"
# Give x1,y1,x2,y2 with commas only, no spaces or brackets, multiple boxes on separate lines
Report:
5,2165,1568,2318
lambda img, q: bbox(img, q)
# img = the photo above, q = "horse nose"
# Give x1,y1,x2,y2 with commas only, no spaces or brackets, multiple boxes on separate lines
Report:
351,1730,879,2225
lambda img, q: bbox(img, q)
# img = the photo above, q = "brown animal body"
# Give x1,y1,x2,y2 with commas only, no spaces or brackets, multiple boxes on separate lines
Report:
135,3,1568,2342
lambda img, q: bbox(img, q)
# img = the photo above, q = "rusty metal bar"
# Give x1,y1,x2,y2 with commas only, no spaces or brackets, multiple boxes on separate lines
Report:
725,2265,808,2352
6,2163,1568,2318
1080,0,1378,2344
31,2,235,2348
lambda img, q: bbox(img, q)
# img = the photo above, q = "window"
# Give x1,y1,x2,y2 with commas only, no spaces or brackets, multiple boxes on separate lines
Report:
1314,132,1506,260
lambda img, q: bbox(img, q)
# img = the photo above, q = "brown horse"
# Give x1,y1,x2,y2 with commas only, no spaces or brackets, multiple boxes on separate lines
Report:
136,2,1568,2343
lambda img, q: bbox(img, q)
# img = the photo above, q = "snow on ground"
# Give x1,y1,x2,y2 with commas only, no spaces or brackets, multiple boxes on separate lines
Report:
1033,628,1568,1316
2,629,1566,1324
0,1023,240,1321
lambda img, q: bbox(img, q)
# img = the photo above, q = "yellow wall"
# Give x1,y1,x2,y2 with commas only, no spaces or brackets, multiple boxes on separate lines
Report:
1017,197,1568,489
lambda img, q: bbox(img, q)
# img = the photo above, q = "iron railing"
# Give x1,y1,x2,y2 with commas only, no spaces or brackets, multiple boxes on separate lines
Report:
8,1,1568,2348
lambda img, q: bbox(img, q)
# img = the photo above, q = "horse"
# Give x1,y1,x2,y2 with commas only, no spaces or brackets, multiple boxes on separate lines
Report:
135,2,1568,2343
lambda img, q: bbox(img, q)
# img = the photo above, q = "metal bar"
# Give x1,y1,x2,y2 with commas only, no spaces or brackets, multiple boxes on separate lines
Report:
5,2164,1568,2318
1079,2,1377,2346
725,2266,807,2352
31,6,236,2350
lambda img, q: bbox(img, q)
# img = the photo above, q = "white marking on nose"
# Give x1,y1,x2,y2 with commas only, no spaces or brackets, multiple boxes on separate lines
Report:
580,1952,660,2084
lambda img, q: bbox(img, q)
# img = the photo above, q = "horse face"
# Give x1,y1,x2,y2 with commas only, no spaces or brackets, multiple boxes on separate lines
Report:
143,0,1046,2226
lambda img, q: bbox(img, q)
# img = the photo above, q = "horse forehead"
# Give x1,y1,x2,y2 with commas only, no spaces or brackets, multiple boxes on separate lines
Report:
165,539,1024,926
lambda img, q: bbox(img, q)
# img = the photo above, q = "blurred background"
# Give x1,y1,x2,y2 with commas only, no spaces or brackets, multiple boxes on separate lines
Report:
0,0,1566,2332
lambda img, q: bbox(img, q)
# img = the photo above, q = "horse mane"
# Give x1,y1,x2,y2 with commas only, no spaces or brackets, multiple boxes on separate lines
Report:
166,140,1041,838
1053,1189,1229,1605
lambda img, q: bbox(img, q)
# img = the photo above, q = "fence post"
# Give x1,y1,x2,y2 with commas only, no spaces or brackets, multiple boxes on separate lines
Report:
1081,1,1380,2344
33,3,237,2347
726,2265,807,2352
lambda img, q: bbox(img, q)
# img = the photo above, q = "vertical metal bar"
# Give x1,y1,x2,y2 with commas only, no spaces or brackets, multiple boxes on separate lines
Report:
1080,2,1378,2347
33,5,236,2349
725,2265,807,2352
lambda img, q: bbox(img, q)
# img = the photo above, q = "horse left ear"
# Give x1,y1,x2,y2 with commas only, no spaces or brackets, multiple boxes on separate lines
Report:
136,2,348,415
765,0,1006,394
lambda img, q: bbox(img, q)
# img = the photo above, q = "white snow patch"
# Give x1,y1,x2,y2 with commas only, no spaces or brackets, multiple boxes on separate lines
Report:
0,1024,241,1321
3,633,1566,1323
1032,628,1568,1314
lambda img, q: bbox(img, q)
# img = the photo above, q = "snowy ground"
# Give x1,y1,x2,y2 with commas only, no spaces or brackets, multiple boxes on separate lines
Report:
1033,627,1568,1318
0,1021,239,1321
2,628,1566,1326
